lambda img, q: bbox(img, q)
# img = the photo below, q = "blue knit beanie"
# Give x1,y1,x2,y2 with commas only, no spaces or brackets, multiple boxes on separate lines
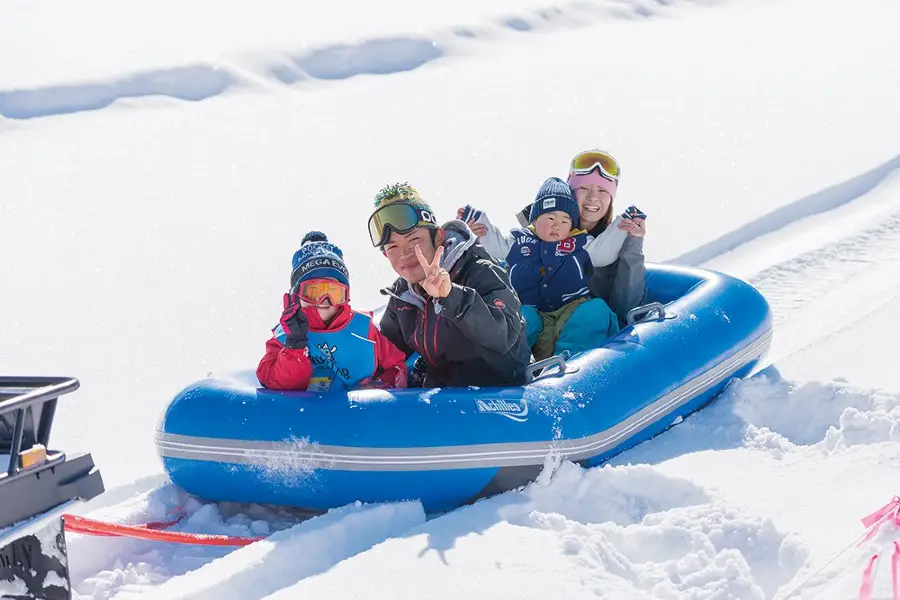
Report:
528,177,580,225
290,231,350,290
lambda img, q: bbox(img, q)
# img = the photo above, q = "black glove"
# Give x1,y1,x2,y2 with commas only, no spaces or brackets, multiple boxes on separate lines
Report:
280,293,309,350
408,356,428,388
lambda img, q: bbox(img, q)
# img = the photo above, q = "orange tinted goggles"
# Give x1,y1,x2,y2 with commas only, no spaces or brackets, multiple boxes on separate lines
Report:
569,150,621,181
295,279,350,306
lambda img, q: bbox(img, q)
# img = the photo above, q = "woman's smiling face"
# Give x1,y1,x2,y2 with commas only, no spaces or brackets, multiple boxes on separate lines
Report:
574,184,613,228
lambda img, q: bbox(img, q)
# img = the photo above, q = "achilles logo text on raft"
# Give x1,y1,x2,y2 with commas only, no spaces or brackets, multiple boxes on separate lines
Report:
475,398,528,422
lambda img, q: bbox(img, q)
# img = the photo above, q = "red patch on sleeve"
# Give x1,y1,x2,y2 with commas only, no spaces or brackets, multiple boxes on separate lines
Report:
493,299,505,309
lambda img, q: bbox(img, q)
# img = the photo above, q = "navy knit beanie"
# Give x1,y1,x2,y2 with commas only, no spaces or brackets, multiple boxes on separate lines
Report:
528,177,580,225
290,231,350,289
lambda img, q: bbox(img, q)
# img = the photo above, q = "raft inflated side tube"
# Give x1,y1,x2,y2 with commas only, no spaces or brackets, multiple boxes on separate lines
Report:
155,264,772,513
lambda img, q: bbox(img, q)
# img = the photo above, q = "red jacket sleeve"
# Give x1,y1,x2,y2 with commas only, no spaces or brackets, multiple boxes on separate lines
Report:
256,336,313,391
369,322,409,389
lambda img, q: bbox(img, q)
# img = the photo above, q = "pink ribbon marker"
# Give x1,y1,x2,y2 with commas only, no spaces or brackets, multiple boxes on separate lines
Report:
859,553,880,600
861,496,900,544
783,497,900,600
892,541,900,600
857,498,900,600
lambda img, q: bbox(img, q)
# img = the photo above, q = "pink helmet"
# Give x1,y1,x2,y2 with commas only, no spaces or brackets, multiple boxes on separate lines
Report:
566,170,617,200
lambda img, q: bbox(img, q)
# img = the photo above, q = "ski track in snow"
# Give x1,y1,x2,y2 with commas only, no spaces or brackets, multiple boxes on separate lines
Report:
680,155,900,367
672,153,900,268
749,209,900,365
0,0,714,120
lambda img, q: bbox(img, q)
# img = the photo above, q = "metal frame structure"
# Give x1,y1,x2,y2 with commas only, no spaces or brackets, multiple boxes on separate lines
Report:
1,376,104,600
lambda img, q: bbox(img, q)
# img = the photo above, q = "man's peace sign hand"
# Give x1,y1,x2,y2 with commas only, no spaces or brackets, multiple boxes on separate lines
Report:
415,244,452,299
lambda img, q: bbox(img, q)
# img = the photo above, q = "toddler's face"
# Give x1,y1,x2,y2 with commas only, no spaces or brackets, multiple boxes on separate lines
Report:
533,211,573,242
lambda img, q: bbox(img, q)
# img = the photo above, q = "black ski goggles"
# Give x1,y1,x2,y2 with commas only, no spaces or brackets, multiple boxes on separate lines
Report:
368,203,438,247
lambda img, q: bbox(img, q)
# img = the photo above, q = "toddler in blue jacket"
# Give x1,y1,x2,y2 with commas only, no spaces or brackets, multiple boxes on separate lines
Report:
505,177,620,360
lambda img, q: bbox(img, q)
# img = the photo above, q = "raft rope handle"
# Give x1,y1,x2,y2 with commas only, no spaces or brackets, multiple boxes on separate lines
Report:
62,513,264,547
525,355,569,384
626,302,667,326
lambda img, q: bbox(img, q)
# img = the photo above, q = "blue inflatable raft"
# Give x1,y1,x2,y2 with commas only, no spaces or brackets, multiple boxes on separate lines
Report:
155,264,772,513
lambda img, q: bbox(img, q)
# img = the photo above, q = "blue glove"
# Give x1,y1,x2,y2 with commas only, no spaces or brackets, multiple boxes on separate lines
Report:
459,204,484,223
621,205,648,220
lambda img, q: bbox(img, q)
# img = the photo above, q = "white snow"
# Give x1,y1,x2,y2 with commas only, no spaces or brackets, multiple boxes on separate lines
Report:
44,571,70,592
2,0,900,597
124,501,424,600
0,577,29,597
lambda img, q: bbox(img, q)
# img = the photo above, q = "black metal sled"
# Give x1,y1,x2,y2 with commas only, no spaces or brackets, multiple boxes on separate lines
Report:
0,377,104,600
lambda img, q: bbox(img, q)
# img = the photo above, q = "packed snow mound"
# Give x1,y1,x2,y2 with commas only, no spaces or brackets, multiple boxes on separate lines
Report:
68,485,425,599
131,502,425,600
728,375,900,449
620,367,900,463
256,459,802,600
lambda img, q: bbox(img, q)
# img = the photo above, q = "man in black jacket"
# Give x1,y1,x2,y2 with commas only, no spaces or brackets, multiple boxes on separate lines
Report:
368,183,530,388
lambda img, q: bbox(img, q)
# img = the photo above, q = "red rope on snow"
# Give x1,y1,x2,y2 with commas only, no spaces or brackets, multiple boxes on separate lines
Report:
62,513,264,546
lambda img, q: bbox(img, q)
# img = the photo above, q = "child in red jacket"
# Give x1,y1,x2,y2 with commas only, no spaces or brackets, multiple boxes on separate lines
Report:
257,231,408,392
